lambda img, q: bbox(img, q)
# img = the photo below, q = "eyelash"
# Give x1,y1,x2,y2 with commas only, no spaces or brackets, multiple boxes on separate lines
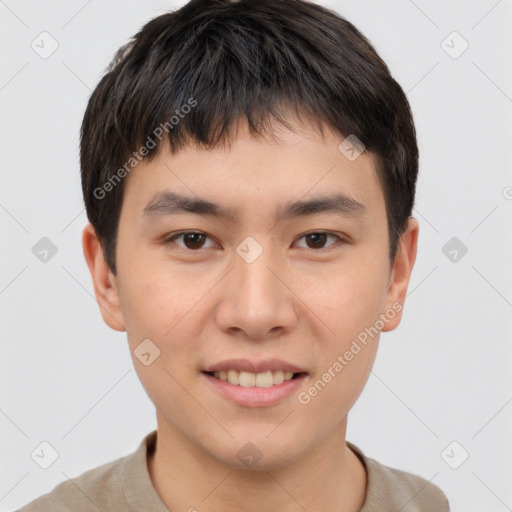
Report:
163,230,347,253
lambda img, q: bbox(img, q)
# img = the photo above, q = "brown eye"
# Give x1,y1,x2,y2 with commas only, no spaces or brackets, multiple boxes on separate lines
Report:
305,233,328,249
296,232,343,250
167,232,215,250
182,233,206,249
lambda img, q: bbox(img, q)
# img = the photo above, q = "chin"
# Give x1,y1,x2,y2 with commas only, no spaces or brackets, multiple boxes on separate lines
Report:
208,429,314,472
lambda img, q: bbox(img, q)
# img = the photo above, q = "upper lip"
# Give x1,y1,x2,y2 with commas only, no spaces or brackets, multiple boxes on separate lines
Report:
203,358,307,374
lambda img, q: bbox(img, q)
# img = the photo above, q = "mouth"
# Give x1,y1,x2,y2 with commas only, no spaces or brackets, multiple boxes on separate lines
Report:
201,360,308,407
203,369,307,388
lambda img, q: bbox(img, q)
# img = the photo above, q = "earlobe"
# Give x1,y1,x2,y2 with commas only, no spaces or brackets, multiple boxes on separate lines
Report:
82,223,126,332
381,217,419,332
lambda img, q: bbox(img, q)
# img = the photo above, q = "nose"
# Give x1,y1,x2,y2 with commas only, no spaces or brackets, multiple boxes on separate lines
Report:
214,243,299,341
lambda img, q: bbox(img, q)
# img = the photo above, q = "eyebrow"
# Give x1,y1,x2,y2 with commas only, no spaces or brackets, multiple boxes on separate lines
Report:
143,191,366,223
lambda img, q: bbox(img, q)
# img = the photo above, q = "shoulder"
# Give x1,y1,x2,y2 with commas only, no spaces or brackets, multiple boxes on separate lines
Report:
347,441,450,512
17,453,130,512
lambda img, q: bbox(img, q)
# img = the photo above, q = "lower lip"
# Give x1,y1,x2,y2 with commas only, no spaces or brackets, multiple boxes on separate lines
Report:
202,372,307,407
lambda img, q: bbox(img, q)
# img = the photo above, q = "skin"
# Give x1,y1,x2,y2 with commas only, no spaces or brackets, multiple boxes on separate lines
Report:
83,116,418,512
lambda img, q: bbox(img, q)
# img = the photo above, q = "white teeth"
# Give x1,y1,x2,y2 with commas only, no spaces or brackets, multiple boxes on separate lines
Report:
210,369,297,387
273,370,284,385
255,371,274,388
239,371,256,387
227,369,239,385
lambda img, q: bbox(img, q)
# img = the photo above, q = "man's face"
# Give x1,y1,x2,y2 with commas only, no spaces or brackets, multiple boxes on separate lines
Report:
89,119,415,470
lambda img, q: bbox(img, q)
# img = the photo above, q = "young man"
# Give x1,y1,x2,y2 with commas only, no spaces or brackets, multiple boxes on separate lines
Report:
20,0,450,510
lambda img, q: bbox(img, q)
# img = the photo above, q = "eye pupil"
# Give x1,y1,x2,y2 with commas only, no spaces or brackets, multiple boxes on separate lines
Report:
184,233,205,249
306,233,327,249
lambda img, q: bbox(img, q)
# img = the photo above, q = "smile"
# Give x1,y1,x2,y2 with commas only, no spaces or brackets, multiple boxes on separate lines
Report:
202,371,308,407
207,369,299,387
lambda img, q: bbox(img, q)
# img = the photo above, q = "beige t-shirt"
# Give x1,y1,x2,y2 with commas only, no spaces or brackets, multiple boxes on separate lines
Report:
18,430,449,511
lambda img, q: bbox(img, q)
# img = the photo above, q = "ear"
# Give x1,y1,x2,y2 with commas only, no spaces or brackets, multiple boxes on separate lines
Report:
381,217,419,332
82,223,126,332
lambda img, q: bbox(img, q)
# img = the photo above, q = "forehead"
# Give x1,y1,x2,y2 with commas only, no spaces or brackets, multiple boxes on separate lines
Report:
121,120,385,225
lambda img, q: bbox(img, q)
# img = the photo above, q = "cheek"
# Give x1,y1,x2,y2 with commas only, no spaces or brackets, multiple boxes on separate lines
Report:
298,273,383,417
119,267,203,409
117,260,187,345
117,264,214,388
299,346,377,431
302,257,389,339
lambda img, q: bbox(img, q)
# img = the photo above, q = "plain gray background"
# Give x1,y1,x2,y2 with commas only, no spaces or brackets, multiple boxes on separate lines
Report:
1,1,511,510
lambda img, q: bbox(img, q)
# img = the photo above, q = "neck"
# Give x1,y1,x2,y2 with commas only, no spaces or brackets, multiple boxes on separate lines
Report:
147,416,367,512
